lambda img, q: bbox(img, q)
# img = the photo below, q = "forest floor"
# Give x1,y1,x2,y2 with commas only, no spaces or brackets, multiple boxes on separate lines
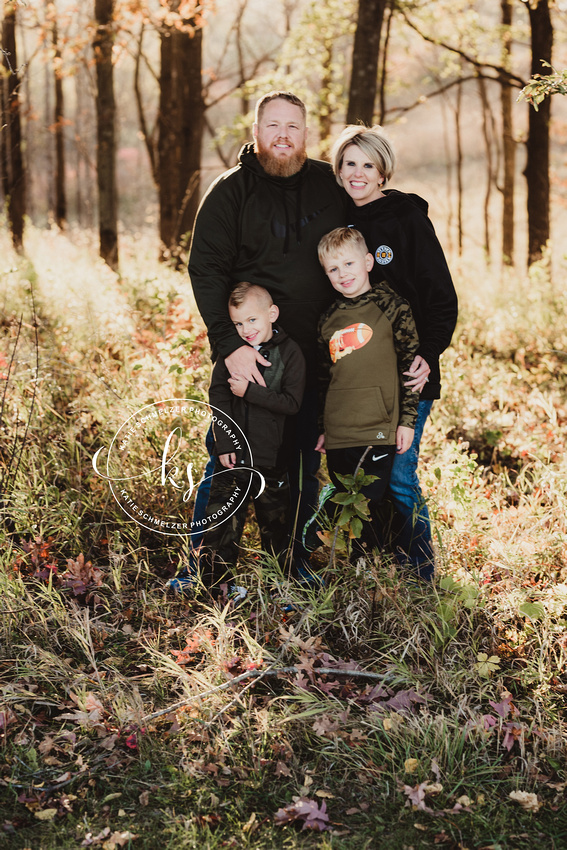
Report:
1,226,566,849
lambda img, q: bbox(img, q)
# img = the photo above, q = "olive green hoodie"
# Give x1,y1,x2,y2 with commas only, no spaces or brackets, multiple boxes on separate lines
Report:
317,283,419,450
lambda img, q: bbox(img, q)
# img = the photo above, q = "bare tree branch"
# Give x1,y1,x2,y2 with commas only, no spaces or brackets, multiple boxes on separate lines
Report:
398,8,526,89
133,24,157,186
385,74,479,119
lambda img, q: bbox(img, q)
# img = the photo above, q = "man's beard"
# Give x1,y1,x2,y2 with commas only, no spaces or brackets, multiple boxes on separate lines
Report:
255,140,307,177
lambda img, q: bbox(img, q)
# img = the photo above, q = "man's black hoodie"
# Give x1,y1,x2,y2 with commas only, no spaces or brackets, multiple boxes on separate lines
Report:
348,189,458,400
188,144,346,380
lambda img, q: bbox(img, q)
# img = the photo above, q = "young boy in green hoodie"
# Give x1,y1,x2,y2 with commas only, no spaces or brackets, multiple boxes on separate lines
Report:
314,227,419,556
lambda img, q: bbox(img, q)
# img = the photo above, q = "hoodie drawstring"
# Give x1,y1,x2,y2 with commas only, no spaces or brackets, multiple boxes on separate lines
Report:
282,178,303,256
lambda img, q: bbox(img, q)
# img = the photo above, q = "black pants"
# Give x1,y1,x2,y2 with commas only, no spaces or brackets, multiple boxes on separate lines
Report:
198,462,291,591
326,445,396,557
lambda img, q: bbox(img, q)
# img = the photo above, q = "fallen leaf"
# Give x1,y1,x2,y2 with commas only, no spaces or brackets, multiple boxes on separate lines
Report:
475,653,501,677
38,736,55,755
424,783,443,794
312,715,339,737
242,812,257,834
489,693,517,719
403,782,433,812
0,707,17,730
509,790,541,812
274,796,330,832
139,790,150,807
405,758,420,774
103,831,139,848
274,760,292,777
34,808,58,821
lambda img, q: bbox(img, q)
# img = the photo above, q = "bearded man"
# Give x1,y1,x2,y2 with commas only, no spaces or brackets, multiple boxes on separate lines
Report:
183,91,346,580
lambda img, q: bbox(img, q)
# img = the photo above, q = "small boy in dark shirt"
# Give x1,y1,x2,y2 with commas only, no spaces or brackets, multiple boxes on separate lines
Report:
198,282,306,598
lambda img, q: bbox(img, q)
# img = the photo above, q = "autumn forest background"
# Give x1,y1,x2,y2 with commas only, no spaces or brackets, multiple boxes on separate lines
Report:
1,1,567,848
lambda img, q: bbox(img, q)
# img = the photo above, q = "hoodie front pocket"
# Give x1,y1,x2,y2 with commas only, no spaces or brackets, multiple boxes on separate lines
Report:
324,386,390,445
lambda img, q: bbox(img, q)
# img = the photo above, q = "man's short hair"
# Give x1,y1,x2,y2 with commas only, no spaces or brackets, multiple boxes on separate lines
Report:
255,91,307,124
318,227,369,266
331,125,396,188
229,281,274,309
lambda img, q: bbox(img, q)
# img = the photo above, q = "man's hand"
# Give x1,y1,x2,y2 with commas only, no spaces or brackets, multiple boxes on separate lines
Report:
228,375,248,397
315,433,326,453
396,426,415,455
219,452,236,469
403,355,430,393
225,346,270,387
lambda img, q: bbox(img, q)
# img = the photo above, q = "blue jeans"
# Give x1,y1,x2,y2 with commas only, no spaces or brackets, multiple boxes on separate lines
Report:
191,426,216,550
388,399,434,580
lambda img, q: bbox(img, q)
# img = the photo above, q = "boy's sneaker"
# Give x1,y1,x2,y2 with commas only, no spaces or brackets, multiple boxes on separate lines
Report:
296,562,325,589
302,483,336,552
165,568,198,596
228,585,248,609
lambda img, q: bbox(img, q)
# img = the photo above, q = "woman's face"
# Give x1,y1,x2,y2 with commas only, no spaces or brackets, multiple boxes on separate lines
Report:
339,144,384,206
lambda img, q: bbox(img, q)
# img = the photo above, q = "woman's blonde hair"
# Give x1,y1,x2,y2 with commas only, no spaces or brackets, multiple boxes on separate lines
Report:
331,125,396,188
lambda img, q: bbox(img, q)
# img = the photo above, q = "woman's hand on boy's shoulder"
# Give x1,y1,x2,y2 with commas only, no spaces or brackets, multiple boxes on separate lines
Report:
403,355,430,392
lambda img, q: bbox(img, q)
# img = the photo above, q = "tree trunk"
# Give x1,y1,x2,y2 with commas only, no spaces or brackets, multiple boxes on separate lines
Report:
346,0,387,125
1,1,26,252
94,0,119,271
454,74,463,256
500,0,515,266
157,4,204,264
477,74,495,263
524,0,552,267
52,11,67,229
318,37,334,160
377,0,394,125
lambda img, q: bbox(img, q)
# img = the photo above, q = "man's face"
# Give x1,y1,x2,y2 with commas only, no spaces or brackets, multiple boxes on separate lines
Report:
253,99,308,177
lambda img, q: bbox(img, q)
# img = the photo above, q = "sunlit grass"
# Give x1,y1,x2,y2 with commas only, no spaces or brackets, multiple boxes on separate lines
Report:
0,225,566,847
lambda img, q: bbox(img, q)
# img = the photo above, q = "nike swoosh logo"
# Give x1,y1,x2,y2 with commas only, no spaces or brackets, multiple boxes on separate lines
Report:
372,453,388,462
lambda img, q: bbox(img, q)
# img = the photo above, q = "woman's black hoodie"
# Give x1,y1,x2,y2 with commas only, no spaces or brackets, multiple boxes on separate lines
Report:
348,190,458,400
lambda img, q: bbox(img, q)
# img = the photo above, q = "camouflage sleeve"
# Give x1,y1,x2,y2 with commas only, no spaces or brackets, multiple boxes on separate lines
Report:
392,299,420,428
316,309,333,434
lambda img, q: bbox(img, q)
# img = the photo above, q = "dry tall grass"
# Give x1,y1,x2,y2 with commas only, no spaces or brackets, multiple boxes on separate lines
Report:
1,226,566,848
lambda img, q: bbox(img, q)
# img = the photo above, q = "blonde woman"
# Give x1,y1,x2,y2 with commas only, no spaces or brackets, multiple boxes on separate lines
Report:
330,125,458,580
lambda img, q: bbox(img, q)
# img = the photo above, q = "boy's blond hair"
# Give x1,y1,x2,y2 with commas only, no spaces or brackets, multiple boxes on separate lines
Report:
331,125,396,188
229,281,273,309
318,227,369,266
